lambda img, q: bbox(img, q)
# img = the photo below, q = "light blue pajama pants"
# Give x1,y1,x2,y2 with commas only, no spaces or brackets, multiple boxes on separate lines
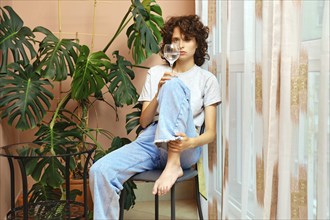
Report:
89,78,202,219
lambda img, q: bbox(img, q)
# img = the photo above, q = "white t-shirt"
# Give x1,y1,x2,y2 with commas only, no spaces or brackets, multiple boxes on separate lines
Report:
138,64,221,127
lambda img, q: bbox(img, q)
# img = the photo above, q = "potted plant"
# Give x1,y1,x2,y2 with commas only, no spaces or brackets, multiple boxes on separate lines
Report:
0,0,162,214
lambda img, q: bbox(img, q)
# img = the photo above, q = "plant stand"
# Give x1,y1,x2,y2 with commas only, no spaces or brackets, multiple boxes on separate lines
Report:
0,142,96,220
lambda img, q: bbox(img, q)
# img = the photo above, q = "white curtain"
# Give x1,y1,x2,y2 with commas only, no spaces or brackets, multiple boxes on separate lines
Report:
196,0,329,219
196,0,222,219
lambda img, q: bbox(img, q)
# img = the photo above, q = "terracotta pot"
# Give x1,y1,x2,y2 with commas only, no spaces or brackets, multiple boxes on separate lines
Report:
68,178,93,211
16,194,32,207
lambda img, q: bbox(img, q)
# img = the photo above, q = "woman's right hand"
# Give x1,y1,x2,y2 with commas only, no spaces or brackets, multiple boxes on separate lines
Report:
157,72,175,92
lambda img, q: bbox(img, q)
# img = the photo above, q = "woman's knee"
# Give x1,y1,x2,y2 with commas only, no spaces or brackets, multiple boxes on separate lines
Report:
160,78,190,99
89,158,113,178
89,162,118,184
162,78,181,90
89,162,102,179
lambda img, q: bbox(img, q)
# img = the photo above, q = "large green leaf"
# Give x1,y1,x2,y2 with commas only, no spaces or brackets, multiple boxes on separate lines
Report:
0,63,53,130
0,6,37,73
40,157,66,187
108,51,139,107
34,157,66,187
107,136,131,154
71,45,111,100
28,182,62,203
30,120,82,187
123,180,137,210
125,102,143,136
16,145,66,188
34,120,83,153
127,0,164,64
33,26,79,81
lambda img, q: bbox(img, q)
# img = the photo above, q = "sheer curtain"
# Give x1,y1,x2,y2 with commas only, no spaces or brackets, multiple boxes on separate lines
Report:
195,0,222,218
196,0,329,219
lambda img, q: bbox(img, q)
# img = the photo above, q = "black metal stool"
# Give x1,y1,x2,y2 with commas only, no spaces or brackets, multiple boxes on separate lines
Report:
119,167,203,220
119,123,205,220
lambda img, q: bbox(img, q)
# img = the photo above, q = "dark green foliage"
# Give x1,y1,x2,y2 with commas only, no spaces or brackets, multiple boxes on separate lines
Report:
108,51,139,107
71,45,111,100
0,1,164,212
33,26,79,81
126,102,143,136
127,0,164,64
0,63,53,130
0,6,37,73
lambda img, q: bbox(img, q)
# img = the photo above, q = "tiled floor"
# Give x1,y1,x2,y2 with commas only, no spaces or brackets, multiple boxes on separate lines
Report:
124,199,198,220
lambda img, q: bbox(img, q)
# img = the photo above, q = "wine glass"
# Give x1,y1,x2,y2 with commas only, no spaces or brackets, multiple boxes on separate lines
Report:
163,43,180,73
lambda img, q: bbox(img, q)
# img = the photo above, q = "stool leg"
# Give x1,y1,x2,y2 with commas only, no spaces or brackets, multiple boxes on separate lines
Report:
195,176,203,220
155,194,159,220
171,184,176,220
119,190,126,220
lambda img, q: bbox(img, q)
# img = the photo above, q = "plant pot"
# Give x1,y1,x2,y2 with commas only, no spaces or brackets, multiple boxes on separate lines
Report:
16,194,32,207
68,178,93,211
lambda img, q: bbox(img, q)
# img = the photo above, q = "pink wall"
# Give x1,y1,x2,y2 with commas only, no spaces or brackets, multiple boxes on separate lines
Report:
0,0,195,218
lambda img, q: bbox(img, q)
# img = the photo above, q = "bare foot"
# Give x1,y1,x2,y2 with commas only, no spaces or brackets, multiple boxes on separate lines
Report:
152,165,184,196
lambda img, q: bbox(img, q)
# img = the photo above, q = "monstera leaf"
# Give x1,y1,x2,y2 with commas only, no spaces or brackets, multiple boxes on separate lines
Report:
28,181,81,207
0,63,53,130
125,102,143,136
28,182,62,202
0,6,37,73
16,145,66,188
33,26,79,81
71,45,111,100
34,120,83,153
127,0,164,64
30,120,83,187
108,51,139,107
33,157,66,188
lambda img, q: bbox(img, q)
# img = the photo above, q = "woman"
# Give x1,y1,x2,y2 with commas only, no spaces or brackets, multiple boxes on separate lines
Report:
89,15,221,219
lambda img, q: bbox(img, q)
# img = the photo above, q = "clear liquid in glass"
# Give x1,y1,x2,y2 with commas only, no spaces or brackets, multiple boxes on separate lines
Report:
164,52,180,64
163,44,180,72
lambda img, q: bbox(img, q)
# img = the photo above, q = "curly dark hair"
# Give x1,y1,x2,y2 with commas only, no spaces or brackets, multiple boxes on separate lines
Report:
160,15,209,66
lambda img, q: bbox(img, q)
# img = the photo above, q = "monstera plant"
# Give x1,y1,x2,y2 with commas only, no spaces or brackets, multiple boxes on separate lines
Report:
0,0,162,211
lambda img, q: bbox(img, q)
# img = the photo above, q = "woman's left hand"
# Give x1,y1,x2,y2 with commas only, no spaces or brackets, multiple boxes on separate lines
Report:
168,132,194,152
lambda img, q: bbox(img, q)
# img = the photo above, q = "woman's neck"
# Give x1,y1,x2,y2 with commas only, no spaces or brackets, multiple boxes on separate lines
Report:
174,60,195,73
